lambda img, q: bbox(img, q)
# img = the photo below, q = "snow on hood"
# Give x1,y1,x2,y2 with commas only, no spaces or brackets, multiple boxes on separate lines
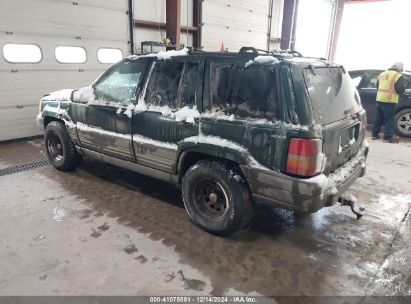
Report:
245,55,280,68
42,89,73,101
128,47,189,61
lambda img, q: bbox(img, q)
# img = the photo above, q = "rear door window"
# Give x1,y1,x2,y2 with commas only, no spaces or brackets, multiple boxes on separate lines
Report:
145,61,184,109
303,67,362,125
180,63,199,107
210,63,238,112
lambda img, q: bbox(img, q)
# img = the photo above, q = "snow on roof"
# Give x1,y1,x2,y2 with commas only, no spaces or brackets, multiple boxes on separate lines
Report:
245,55,280,68
128,47,189,61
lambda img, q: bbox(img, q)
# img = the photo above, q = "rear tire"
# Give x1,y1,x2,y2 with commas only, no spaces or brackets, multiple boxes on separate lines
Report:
182,160,253,235
44,121,82,171
394,108,411,138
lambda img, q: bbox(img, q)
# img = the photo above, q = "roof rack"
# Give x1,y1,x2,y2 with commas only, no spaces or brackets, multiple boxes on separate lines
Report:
238,47,304,59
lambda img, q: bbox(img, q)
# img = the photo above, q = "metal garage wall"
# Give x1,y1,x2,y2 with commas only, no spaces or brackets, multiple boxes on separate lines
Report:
133,0,193,54
201,0,270,52
0,0,130,141
269,0,284,51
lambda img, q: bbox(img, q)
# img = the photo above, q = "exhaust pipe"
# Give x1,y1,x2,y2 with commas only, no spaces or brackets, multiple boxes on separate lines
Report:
338,194,365,220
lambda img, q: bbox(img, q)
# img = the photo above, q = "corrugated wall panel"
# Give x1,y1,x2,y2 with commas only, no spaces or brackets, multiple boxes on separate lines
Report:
202,0,270,51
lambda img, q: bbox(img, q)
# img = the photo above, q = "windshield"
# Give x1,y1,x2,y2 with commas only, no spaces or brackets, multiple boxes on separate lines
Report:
303,67,362,125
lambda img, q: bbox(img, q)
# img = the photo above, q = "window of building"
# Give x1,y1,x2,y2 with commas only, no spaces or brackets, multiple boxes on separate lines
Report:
145,61,184,109
94,61,146,104
2,43,42,63
97,48,123,64
55,46,86,63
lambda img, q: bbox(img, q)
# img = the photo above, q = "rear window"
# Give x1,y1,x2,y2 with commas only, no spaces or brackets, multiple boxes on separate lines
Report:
303,67,362,125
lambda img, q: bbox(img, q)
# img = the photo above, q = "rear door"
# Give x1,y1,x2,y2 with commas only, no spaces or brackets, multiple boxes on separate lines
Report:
132,57,204,173
303,67,366,173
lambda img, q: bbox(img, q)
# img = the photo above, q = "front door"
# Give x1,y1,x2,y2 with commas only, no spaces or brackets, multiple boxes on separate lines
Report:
133,57,204,173
75,60,148,161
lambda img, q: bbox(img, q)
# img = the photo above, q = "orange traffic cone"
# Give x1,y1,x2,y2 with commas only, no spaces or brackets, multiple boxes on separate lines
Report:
220,42,225,52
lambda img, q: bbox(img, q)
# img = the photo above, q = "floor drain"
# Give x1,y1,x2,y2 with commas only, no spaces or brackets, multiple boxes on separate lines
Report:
0,160,51,177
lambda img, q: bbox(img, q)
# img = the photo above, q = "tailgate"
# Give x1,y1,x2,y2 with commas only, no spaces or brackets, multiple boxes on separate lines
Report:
302,66,366,173
321,111,367,173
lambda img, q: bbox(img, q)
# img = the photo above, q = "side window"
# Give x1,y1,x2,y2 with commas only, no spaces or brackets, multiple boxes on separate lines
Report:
210,63,238,112
180,63,198,107
349,72,363,88
94,61,146,104
145,61,184,109
363,73,379,88
235,67,277,120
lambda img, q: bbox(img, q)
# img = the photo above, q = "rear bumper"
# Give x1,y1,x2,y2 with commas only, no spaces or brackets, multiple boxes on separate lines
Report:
241,141,369,213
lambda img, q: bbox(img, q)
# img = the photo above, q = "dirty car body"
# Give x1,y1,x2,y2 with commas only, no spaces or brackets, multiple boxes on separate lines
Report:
37,47,369,235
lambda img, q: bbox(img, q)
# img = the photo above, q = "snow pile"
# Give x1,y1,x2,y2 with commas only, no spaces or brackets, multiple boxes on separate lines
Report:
42,89,73,102
52,207,65,222
201,110,235,121
174,106,200,123
134,103,200,124
72,86,95,103
245,55,280,68
128,47,189,61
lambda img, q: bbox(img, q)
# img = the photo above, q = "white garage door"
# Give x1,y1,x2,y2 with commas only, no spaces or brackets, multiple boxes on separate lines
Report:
202,0,270,52
0,0,130,141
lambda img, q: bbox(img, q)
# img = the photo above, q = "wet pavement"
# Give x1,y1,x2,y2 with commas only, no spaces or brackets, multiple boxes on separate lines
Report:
0,136,410,296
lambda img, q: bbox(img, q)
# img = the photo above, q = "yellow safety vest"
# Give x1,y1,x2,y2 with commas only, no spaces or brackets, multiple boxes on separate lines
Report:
376,70,402,103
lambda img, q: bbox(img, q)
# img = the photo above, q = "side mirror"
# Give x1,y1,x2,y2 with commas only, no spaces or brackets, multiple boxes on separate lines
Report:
72,86,95,103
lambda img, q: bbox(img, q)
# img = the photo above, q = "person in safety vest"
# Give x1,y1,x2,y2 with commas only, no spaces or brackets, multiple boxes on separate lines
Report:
371,62,408,143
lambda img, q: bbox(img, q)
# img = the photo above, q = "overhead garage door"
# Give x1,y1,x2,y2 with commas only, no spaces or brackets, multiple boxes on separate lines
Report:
0,0,131,141
202,0,270,52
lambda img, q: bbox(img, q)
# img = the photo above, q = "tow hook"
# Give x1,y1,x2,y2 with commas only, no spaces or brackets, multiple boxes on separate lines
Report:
338,194,365,220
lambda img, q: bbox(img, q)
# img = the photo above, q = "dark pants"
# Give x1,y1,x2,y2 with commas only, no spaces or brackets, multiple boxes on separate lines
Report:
372,102,396,139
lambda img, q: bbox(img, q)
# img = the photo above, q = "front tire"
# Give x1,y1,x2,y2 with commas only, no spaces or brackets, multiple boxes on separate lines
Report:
182,160,253,235
394,108,411,138
44,121,82,171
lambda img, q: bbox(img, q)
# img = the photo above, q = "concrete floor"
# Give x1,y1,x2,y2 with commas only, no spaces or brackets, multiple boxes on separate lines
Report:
0,135,410,296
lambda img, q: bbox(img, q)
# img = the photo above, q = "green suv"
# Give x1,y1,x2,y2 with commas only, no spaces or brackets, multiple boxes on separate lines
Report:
36,47,369,235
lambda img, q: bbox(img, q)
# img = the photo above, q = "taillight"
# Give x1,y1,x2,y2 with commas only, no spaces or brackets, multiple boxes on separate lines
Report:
286,138,323,177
